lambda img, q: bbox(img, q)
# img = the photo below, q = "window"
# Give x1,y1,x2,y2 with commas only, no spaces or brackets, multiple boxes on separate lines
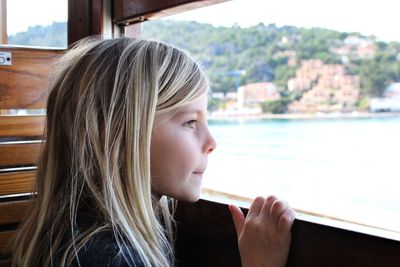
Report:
0,0,67,116
3,0,67,47
141,0,400,234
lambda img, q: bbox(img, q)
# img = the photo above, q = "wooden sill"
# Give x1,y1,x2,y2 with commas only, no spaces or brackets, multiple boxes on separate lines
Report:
201,188,400,242
175,198,400,267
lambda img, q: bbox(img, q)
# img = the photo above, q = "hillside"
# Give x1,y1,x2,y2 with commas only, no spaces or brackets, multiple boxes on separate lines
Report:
8,20,400,99
142,20,400,98
8,22,67,48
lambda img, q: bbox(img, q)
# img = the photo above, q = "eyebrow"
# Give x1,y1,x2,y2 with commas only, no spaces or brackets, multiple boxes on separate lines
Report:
176,107,206,114
178,109,202,114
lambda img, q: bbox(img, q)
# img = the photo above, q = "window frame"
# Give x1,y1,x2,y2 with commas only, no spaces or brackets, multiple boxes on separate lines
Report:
0,0,7,44
113,0,229,26
175,199,400,267
68,0,103,45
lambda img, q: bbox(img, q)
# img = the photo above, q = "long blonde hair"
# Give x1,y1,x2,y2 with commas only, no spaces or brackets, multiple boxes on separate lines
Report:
13,37,210,267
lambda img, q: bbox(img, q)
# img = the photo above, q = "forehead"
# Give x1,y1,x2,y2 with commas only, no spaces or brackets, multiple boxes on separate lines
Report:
154,95,208,123
177,95,208,114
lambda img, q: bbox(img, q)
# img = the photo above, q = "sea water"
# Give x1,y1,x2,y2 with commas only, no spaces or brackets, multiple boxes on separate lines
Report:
203,116,400,232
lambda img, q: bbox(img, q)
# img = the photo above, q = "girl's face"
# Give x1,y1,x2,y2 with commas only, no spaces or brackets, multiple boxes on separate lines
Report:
150,94,217,202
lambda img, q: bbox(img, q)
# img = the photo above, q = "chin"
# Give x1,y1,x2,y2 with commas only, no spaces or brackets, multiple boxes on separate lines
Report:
175,191,201,203
187,195,201,202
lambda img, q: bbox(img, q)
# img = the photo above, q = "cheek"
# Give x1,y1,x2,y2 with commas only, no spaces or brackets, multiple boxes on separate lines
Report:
151,130,194,180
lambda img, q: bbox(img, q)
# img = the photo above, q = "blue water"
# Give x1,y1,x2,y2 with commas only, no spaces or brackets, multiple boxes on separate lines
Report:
203,117,400,232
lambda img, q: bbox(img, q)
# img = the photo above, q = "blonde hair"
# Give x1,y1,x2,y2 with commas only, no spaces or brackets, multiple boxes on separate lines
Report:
13,37,210,267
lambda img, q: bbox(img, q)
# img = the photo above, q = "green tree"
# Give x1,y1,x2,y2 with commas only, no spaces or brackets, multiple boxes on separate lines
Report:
12,19,400,100
274,65,296,89
8,22,67,47
260,97,291,114
349,51,400,97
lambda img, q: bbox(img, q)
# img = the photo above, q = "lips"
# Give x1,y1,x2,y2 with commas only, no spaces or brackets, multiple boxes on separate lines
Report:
193,163,207,175
192,169,206,177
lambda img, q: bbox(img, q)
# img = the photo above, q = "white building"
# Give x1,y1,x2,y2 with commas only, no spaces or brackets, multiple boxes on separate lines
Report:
370,83,400,112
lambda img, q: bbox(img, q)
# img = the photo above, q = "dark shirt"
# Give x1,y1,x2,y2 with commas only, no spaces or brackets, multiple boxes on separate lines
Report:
71,231,145,267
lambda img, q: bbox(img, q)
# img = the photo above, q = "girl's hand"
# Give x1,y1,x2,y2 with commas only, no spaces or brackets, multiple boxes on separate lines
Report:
229,196,296,267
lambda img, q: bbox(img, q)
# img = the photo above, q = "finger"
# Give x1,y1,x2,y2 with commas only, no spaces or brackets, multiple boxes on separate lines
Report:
278,208,296,234
259,195,278,219
247,196,265,219
229,205,245,237
270,200,289,226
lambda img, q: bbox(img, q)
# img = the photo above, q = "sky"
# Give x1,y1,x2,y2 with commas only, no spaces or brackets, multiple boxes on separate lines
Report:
167,0,400,42
7,0,67,35
6,0,400,42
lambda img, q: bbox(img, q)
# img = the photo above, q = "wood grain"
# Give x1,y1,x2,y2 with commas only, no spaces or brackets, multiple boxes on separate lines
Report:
0,259,11,267
175,199,400,267
0,142,42,168
113,0,228,24
0,170,36,196
0,200,32,225
0,0,7,44
0,115,45,138
0,47,62,109
68,0,103,45
0,231,15,254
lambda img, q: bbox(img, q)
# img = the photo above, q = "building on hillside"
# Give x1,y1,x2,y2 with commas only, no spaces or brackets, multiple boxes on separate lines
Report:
370,98,400,112
384,83,400,98
370,83,400,112
273,50,297,67
331,35,376,60
288,59,323,91
288,61,360,113
237,82,280,109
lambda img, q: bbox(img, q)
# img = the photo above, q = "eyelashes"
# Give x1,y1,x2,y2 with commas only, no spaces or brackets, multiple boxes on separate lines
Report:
183,119,197,129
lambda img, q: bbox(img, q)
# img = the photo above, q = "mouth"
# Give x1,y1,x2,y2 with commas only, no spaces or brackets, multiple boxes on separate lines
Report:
193,163,207,176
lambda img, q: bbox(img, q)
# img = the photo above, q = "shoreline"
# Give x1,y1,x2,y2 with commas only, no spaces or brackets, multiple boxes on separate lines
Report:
207,111,400,120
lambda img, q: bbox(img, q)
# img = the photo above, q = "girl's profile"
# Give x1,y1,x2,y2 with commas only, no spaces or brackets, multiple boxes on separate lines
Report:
13,37,295,267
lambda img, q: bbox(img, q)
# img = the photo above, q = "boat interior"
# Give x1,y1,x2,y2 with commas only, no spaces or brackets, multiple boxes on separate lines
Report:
0,1,399,266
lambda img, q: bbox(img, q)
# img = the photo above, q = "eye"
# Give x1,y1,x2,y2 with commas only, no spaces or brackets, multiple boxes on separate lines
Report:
183,119,197,129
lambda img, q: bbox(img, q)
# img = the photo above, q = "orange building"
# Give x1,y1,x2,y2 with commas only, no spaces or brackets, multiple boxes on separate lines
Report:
237,82,280,108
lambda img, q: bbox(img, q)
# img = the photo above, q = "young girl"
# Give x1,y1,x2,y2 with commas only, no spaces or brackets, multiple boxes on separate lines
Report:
13,37,295,267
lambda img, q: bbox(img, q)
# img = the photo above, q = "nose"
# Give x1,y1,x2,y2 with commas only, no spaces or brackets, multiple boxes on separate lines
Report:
204,130,217,154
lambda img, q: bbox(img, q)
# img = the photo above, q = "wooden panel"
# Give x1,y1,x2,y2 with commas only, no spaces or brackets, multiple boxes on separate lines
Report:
0,47,61,109
0,142,42,168
0,170,36,196
0,200,31,225
0,115,45,138
0,0,6,44
68,0,103,45
175,199,240,267
114,0,228,25
0,259,11,267
175,199,400,267
0,231,15,254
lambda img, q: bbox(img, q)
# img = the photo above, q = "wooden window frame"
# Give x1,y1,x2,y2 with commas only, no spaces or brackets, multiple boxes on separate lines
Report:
68,0,103,45
113,0,229,26
0,0,6,44
8,1,392,266
175,199,400,267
